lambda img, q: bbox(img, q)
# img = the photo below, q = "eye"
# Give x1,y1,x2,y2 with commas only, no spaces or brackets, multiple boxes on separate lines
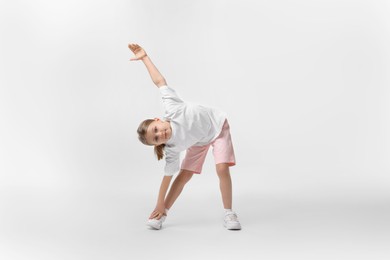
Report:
154,127,157,133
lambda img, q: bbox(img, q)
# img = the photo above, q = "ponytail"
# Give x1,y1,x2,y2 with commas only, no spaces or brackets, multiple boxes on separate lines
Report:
154,144,165,160
137,119,166,161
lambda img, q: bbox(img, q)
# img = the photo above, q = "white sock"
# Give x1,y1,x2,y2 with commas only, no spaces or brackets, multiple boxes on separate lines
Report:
225,209,233,214
165,208,169,215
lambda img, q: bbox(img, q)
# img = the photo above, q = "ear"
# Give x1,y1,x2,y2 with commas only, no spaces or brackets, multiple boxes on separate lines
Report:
154,118,160,121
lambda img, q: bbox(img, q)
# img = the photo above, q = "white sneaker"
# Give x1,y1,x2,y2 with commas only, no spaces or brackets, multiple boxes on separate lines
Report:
146,215,166,230
224,211,241,230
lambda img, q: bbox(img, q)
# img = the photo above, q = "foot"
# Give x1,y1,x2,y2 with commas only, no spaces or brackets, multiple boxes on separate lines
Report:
146,215,166,230
224,211,241,230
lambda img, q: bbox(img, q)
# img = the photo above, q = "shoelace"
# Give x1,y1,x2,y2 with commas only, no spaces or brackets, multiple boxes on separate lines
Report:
225,213,238,222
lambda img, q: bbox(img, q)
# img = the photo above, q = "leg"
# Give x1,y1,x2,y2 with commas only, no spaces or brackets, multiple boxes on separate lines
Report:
216,163,233,209
166,144,209,210
164,169,194,210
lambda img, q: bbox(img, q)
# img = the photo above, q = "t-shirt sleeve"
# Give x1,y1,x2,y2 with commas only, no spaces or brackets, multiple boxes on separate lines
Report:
164,151,180,176
159,85,184,115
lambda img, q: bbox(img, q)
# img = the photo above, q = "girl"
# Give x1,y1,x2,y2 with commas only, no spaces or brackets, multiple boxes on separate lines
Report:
129,43,241,230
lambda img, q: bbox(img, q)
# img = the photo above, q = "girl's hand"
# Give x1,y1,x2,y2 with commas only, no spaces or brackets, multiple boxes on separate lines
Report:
149,204,166,220
128,43,147,61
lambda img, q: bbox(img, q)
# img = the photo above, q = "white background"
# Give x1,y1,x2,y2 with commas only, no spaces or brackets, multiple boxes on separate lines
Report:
0,0,389,259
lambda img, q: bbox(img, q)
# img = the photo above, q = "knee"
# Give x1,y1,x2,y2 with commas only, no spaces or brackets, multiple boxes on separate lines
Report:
177,170,194,184
216,163,230,177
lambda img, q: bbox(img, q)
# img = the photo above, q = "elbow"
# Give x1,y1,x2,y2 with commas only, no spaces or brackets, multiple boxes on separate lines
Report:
155,78,167,87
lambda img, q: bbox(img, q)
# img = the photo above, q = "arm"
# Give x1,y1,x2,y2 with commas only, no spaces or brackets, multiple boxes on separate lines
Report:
128,43,167,87
149,175,173,219
142,56,167,87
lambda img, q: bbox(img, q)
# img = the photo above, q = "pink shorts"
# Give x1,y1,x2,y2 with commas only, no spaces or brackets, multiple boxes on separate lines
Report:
180,119,236,174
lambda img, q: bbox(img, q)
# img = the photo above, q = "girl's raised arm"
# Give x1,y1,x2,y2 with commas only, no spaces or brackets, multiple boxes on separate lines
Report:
128,43,167,88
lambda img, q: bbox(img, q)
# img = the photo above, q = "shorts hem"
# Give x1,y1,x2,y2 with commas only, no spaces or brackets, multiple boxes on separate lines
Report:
180,168,202,174
216,162,236,167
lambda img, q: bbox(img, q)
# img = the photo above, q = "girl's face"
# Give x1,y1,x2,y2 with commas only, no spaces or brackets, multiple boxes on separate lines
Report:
145,118,172,146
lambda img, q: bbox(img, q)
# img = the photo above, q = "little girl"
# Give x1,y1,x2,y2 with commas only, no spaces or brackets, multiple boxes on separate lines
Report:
129,43,241,230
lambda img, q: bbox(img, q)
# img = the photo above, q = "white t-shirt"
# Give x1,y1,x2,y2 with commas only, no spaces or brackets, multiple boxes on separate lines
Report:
159,85,227,176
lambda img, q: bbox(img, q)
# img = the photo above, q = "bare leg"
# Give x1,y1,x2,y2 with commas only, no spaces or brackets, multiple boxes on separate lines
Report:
216,163,233,209
164,169,194,210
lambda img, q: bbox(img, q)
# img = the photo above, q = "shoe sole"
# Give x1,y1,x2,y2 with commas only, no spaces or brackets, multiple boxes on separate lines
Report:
146,222,162,230
224,223,241,230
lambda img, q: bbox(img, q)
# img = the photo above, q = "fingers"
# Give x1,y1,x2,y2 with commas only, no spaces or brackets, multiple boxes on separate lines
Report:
128,43,141,51
128,44,136,52
149,210,164,219
149,210,158,219
149,210,157,218
150,214,160,219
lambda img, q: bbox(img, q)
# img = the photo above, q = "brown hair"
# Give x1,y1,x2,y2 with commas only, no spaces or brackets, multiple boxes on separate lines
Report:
137,119,165,160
